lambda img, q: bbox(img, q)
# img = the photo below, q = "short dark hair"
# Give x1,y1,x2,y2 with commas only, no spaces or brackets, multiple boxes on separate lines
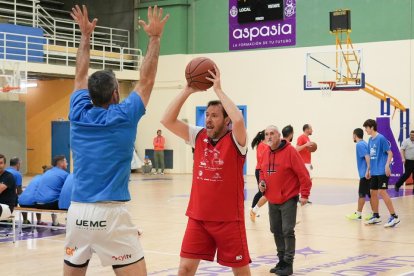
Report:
353,128,364,139
363,119,377,131
0,154,5,163
207,100,228,118
410,130,414,134
282,125,294,138
88,70,118,107
10,157,20,166
303,124,310,132
42,165,53,173
52,155,66,167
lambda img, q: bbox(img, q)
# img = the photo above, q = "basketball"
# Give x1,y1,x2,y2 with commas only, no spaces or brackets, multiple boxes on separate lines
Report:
185,57,216,90
308,142,317,152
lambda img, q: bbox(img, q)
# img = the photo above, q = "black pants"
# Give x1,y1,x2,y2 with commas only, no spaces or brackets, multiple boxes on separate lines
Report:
269,196,298,264
35,201,59,210
395,159,414,188
251,169,262,208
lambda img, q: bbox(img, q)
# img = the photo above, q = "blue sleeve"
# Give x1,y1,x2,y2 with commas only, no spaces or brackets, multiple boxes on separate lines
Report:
382,136,391,152
69,89,92,121
117,91,146,125
357,143,368,158
16,173,22,187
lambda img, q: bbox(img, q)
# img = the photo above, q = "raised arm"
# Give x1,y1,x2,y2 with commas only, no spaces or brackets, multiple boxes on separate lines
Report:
161,85,200,141
206,66,247,147
71,5,97,91
135,6,169,107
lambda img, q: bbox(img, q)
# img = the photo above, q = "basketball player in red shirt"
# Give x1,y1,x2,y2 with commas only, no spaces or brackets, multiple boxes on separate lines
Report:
296,124,314,177
161,66,251,275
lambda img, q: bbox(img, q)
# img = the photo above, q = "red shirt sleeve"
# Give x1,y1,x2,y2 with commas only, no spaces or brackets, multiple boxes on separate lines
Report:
290,147,312,198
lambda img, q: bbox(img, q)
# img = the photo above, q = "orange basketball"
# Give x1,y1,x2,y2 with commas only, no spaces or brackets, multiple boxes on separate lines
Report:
308,142,317,152
185,57,216,90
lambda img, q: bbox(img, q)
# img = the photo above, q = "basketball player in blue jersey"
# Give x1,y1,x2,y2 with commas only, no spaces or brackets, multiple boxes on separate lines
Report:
363,119,400,228
64,5,168,275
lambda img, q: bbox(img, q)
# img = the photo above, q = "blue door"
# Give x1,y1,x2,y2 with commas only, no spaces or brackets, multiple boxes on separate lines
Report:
51,121,71,172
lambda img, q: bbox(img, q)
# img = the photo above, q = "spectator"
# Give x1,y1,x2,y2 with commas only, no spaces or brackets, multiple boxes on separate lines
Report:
6,157,22,195
34,155,69,226
0,154,16,220
153,129,166,174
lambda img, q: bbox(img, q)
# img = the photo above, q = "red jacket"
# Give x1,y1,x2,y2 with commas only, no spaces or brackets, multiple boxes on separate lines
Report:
259,140,312,204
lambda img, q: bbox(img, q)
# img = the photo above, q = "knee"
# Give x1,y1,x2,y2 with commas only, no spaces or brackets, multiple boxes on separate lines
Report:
282,227,295,238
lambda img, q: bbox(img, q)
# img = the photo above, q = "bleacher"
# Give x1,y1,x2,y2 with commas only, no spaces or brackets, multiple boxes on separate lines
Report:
0,0,141,72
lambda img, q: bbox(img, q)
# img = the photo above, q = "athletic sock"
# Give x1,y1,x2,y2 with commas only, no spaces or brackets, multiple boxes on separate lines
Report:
391,214,398,218
356,211,362,216
373,213,380,218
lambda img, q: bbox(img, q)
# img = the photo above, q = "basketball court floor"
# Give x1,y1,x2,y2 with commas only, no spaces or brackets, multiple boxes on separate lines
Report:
1,174,413,275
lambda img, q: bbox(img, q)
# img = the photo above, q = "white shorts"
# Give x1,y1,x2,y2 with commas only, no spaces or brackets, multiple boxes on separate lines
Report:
0,204,11,220
305,163,313,179
64,202,144,267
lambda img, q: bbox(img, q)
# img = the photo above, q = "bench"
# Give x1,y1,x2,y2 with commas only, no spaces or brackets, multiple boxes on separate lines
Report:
11,207,67,243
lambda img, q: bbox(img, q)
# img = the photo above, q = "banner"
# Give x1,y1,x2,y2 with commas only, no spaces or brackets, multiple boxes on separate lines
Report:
229,0,296,51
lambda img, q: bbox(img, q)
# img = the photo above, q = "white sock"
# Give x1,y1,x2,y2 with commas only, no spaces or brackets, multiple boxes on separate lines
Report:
356,211,362,216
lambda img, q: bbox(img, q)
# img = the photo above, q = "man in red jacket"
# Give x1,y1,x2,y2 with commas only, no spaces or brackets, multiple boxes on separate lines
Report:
259,125,312,276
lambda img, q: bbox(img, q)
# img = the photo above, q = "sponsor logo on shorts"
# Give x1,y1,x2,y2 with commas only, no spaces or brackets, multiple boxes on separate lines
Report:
75,219,107,230
65,246,77,256
382,182,387,188
112,254,132,261
236,255,243,261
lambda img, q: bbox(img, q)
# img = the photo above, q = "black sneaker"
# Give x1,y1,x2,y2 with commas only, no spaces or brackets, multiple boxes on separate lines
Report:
269,260,285,273
275,262,293,275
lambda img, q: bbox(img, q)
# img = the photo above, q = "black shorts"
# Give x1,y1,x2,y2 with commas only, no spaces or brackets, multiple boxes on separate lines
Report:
358,177,371,198
370,175,389,190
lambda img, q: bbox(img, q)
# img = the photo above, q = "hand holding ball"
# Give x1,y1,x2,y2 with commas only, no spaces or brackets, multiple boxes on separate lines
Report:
307,142,317,153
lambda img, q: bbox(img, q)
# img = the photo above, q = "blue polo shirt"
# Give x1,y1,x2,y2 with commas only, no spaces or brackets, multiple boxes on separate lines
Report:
69,89,145,202
18,175,41,206
368,133,391,176
58,174,74,210
34,167,68,203
6,167,22,187
356,140,369,179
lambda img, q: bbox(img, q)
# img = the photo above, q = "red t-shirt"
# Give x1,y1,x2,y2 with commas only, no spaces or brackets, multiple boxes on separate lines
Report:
255,141,268,169
296,134,311,164
186,128,246,221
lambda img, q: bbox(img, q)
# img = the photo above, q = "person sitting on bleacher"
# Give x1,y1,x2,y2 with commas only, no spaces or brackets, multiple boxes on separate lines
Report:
18,165,53,225
34,155,69,226
58,173,73,210
6,157,23,196
0,154,16,221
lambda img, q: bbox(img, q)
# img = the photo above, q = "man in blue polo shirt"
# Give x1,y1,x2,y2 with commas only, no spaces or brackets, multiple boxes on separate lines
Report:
58,173,73,210
363,119,400,227
34,155,68,226
6,157,22,195
64,5,169,275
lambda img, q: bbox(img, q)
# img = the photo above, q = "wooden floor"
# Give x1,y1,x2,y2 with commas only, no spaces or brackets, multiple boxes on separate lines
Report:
1,174,413,276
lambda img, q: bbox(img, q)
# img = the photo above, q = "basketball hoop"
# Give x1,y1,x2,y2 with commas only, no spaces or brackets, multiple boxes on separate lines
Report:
0,86,21,93
318,81,336,97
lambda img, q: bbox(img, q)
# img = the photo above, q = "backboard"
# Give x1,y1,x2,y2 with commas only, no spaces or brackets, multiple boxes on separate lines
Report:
0,60,27,93
304,48,365,91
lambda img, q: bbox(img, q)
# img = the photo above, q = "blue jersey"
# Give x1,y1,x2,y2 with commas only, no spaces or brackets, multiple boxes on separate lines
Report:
34,167,68,203
59,173,74,209
368,133,391,176
19,175,41,206
6,167,22,187
69,89,145,202
356,140,369,179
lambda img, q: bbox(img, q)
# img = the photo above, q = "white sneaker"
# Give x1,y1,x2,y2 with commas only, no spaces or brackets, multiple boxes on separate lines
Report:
365,216,382,225
384,216,400,228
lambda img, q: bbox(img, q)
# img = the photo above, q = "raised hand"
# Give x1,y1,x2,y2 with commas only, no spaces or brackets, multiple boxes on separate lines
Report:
71,5,97,36
206,65,222,92
138,6,169,38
